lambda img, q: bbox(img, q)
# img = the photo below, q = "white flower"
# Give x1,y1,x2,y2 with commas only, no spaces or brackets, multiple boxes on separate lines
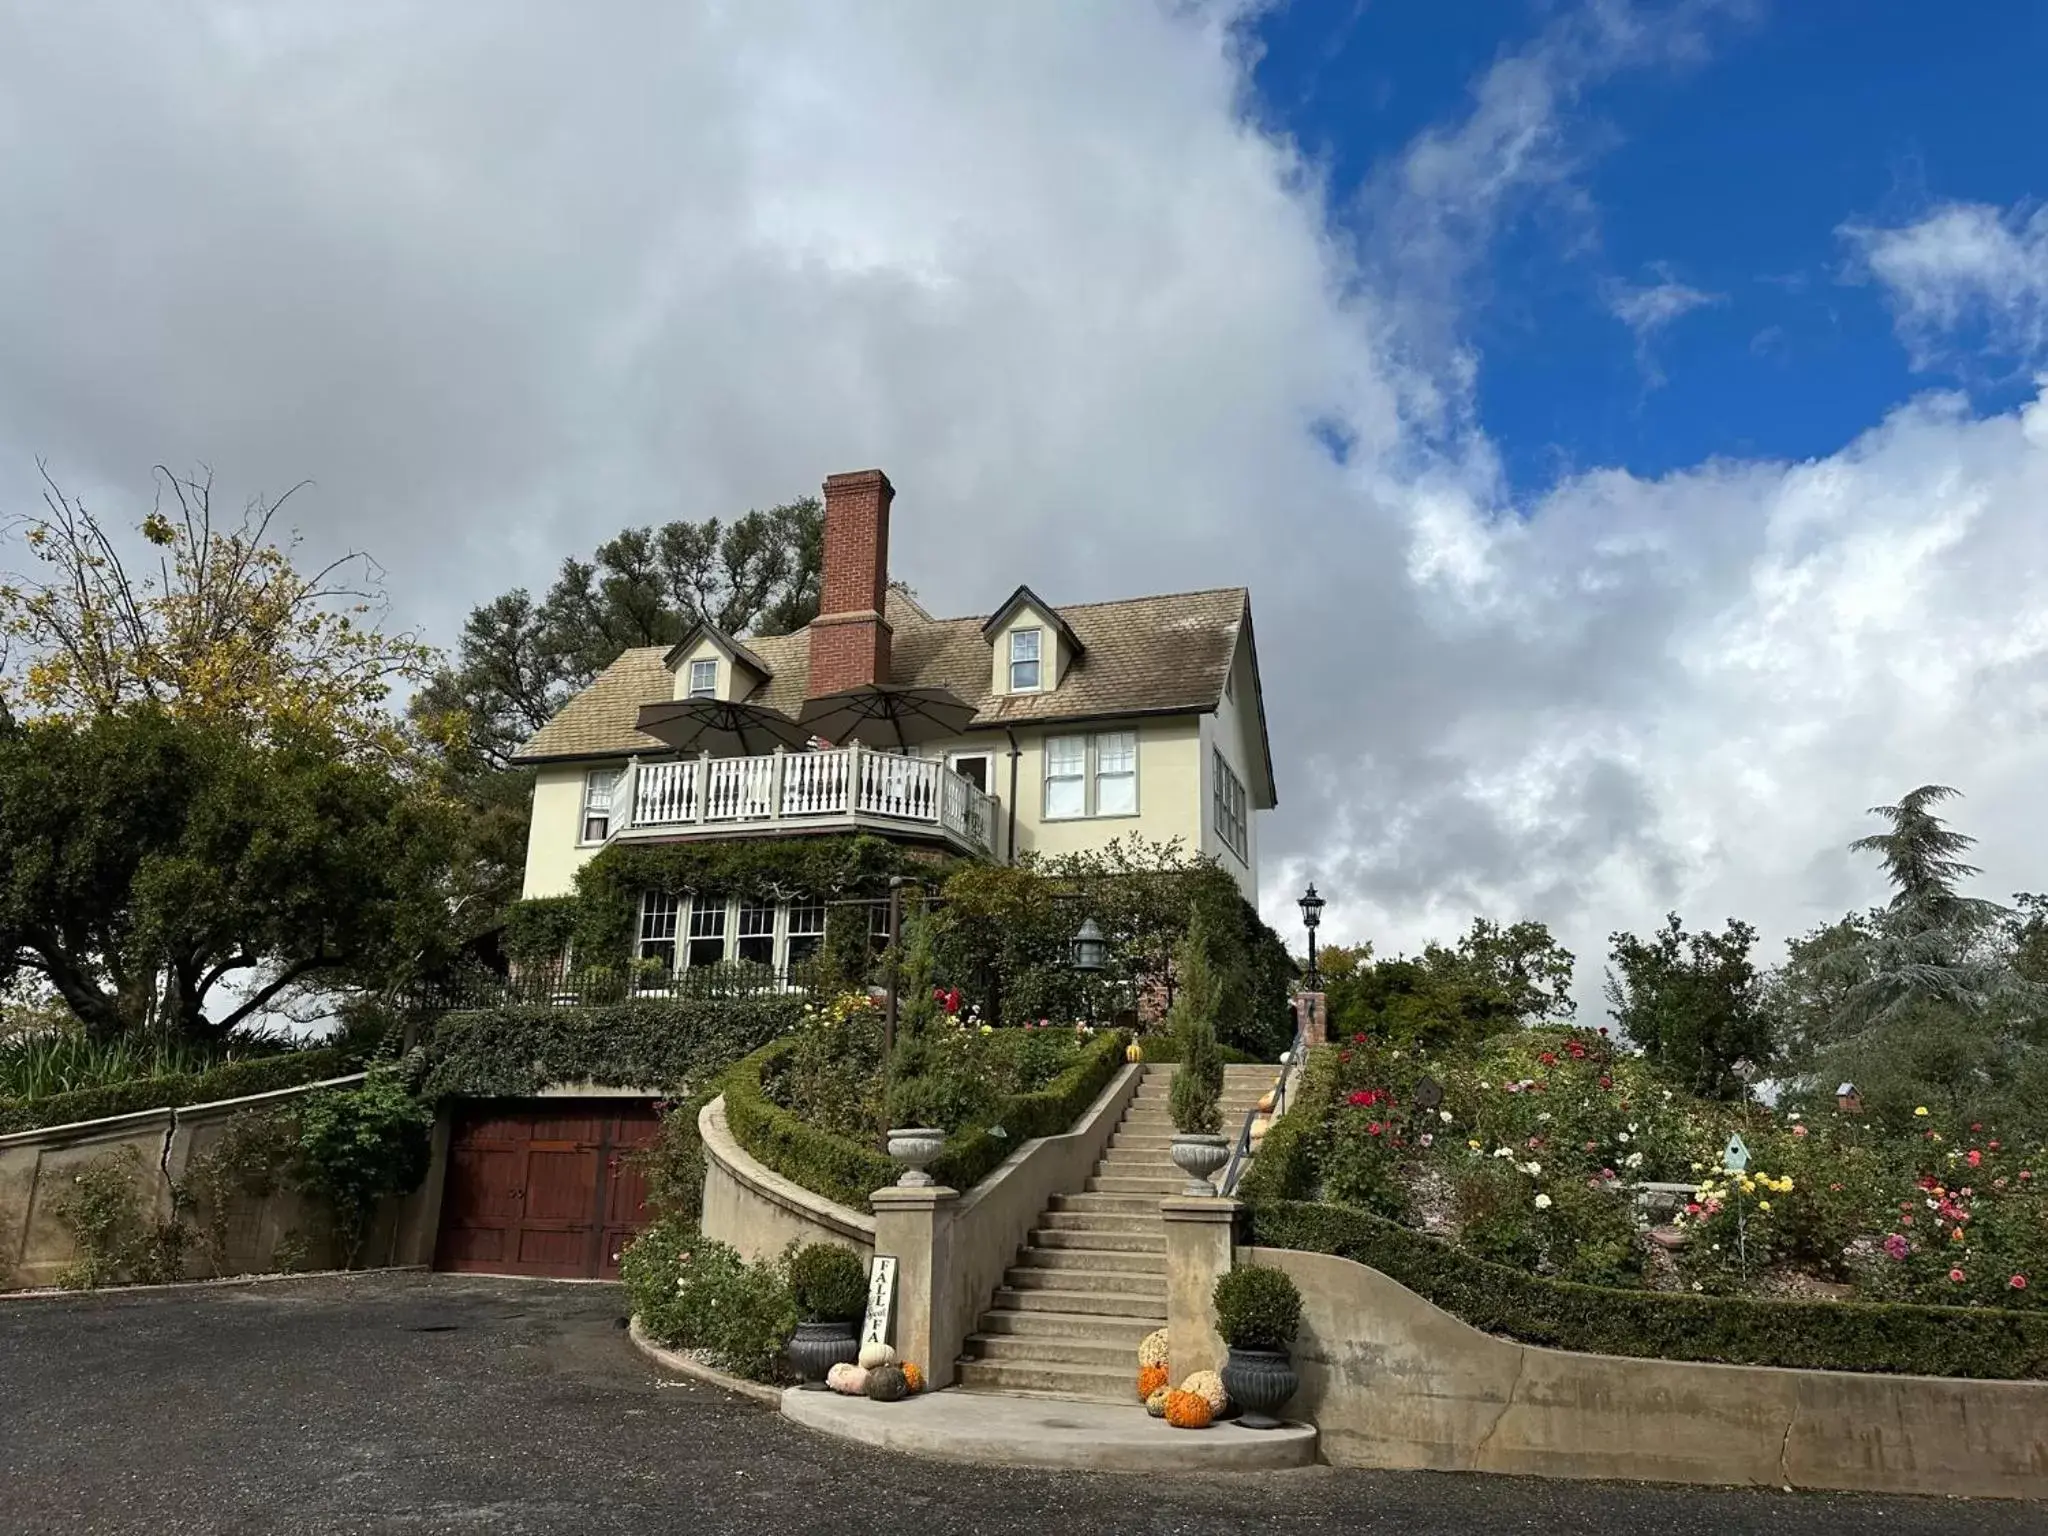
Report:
1478,1081,1490,1090
1520,1161,1542,1177
1492,1147,1513,1159
1439,1110,1453,1123
1662,1090,1673,1102
1616,1131,1631,1144
1624,1152,1644,1169
1534,1194,1553,1210
1537,1112,1552,1123
1627,1122,1639,1134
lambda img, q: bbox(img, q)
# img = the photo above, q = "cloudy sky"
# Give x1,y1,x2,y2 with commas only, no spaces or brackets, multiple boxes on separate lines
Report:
3,0,2047,1005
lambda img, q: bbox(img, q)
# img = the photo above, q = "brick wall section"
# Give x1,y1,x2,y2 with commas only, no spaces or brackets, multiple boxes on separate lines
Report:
809,468,895,696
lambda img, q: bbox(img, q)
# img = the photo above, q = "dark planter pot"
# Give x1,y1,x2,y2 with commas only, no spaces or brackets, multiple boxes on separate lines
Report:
788,1320,859,1390
1220,1345,1298,1429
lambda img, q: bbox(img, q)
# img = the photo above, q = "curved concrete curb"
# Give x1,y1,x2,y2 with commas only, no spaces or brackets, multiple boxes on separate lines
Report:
780,1386,1318,1472
0,1265,428,1303
627,1316,783,1407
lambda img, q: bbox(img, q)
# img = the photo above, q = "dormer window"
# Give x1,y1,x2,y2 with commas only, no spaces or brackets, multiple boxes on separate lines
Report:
1009,628,1042,692
687,659,717,699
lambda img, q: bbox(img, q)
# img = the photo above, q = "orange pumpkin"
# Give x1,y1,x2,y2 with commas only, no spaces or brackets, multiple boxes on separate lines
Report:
1136,1364,1169,1401
1163,1388,1213,1429
901,1362,925,1394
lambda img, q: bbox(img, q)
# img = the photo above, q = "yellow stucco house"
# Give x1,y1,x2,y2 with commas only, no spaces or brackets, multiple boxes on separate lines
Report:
512,467,1275,981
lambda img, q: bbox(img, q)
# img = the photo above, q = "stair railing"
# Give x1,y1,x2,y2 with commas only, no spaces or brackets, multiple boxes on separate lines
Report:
1218,1009,1307,1197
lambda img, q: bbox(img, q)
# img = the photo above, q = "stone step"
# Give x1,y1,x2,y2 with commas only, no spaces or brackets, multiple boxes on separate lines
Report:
990,1286,1167,1320
1030,1227,1165,1255
1047,1192,1161,1216
1087,1174,1187,1195
1094,1153,1183,1174
954,1358,1132,1403
959,1333,1140,1370
1005,1264,1164,1296
972,1309,1160,1344
1036,1210,1162,1236
1014,1246,1165,1276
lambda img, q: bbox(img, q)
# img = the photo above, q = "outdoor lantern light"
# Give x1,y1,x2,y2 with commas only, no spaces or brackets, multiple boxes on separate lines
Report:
1298,882,1325,990
1070,917,1108,974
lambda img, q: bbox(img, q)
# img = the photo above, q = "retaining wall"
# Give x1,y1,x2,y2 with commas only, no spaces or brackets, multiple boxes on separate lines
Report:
698,1095,875,1265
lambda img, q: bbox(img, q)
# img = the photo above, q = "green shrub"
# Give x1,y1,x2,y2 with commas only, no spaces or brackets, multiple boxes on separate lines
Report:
1244,1197,2048,1379
723,1038,897,1210
183,1107,299,1277
1213,1264,1302,1351
786,1241,868,1323
0,1048,349,1136
1235,1045,1339,1204
1134,1035,1259,1066
291,1069,433,1266
774,993,886,1142
633,1096,713,1228
927,1031,1128,1192
0,1030,225,1101
1169,1022,1224,1137
621,1222,797,1381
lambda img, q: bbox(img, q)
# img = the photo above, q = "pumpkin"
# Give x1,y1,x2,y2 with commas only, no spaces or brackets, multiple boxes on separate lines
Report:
1136,1364,1169,1401
866,1364,910,1402
1163,1389,1213,1429
1180,1370,1228,1415
1257,1090,1277,1114
1137,1328,1170,1368
1144,1386,1171,1418
858,1342,898,1371
826,1363,869,1396
1126,1041,1145,1064
900,1362,924,1394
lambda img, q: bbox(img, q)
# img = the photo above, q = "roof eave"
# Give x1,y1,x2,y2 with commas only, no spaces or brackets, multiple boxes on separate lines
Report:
978,583,1087,659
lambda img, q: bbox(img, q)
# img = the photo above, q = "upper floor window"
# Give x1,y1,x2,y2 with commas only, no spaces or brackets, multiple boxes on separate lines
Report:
1213,749,1248,863
1009,627,1042,692
638,890,680,973
1044,730,1138,819
582,767,622,843
687,658,718,699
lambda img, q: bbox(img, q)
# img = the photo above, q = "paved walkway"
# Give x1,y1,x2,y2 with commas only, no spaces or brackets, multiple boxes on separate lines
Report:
0,1272,2038,1535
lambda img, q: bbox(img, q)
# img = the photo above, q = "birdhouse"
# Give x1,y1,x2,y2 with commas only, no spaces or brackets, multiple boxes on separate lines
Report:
1835,1082,1861,1115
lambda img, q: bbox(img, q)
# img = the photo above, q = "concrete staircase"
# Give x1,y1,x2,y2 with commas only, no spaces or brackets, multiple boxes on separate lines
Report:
954,1062,1275,1402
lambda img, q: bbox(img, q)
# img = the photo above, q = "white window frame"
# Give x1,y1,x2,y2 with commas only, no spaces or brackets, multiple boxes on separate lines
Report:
735,898,777,967
684,895,730,970
1008,627,1043,693
582,767,622,844
1213,748,1248,864
637,890,680,976
946,751,994,794
784,899,827,974
687,657,718,699
1043,731,1140,820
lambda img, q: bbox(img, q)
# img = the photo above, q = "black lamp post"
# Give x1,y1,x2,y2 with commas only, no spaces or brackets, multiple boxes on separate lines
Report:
1298,882,1325,991
1070,916,1106,1025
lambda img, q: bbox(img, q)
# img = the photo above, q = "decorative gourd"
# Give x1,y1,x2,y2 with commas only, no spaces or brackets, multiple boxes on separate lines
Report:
826,1363,869,1396
1126,1041,1145,1064
858,1342,898,1371
1180,1370,1228,1415
900,1362,924,1394
1257,1090,1277,1114
866,1364,910,1402
1137,1328,1170,1368
1136,1363,1169,1401
1144,1386,1171,1418
1163,1389,1213,1429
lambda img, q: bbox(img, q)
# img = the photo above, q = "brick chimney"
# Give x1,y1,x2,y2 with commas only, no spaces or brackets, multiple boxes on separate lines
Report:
806,468,894,696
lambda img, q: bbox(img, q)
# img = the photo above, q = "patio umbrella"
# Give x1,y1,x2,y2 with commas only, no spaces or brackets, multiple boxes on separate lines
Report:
796,683,978,753
635,698,811,756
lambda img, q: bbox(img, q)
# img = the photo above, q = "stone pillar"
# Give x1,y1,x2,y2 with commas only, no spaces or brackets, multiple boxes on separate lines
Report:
1161,1197,1238,1377
870,1184,959,1388
1293,990,1327,1048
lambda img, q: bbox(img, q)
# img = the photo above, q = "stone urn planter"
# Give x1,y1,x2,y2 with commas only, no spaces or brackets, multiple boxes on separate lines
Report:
1220,1346,1298,1429
886,1127,946,1188
1168,1132,1230,1196
788,1320,860,1390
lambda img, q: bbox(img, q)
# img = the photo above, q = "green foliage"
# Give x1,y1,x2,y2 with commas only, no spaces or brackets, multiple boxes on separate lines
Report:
775,994,887,1143
52,1145,189,1289
1166,918,1225,1136
501,897,577,968
0,708,459,1043
420,998,802,1102
1606,914,1775,1099
183,1107,298,1277
290,1069,433,1266
786,1241,869,1323
1212,1264,1302,1351
1245,1197,2048,1379
1324,917,1575,1052
722,1037,897,1211
0,1047,348,1136
0,1029,238,1100
620,1221,798,1382
927,1031,1127,1192
1235,1045,1340,1204
634,1096,714,1228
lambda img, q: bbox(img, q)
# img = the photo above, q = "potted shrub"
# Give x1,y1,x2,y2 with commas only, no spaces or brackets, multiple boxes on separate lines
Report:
784,1243,869,1390
1167,1016,1228,1194
1212,1264,1303,1429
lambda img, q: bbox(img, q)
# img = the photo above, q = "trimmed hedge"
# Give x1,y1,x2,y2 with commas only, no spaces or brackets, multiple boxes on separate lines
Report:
720,1029,1134,1213
421,999,803,1102
1243,1197,2048,1381
1133,1035,1263,1067
0,1048,351,1136
1234,1043,1339,1203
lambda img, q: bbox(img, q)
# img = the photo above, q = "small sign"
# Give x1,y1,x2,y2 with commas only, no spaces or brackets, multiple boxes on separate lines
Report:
861,1255,898,1348
1722,1133,1750,1174
1412,1076,1444,1114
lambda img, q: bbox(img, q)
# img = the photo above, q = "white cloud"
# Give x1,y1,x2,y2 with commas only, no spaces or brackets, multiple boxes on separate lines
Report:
1,0,2043,1020
1608,275,1722,337
1845,201,2048,370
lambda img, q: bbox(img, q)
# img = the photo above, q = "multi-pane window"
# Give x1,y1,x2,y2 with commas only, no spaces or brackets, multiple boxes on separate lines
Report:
582,767,622,842
1213,749,1248,863
736,900,777,965
687,898,728,968
1008,627,1042,692
688,658,717,699
638,891,680,973
1044,732,1139,819
868,900,893,955
785,901,827,969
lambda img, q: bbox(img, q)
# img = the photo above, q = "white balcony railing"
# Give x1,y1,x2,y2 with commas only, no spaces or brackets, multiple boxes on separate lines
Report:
619,745,996,855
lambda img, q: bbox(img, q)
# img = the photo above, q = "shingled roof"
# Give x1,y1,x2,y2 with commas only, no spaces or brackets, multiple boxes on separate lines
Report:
513,586,1265,785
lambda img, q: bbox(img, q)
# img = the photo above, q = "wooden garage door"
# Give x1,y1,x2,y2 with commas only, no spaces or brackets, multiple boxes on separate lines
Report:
434,1100,662,1280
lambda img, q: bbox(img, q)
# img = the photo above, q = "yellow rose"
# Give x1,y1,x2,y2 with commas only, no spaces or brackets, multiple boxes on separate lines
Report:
1914,1107,1930,1117
1758,1200,1771,1212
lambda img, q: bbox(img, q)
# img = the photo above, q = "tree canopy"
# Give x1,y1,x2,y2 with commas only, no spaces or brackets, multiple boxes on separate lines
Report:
1324,916,1576,1050
1604,913,1772,1099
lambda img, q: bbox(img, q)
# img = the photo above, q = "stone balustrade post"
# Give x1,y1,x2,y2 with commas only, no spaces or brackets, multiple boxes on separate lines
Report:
1293,990,1328,1048
869,1184,959,1388
1161,1196,1238,1378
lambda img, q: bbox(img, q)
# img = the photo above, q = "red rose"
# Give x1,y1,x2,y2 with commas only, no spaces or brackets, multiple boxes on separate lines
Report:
2012,1275,2029,1291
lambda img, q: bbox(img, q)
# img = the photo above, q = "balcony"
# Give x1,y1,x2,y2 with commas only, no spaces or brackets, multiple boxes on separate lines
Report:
610,744,997,856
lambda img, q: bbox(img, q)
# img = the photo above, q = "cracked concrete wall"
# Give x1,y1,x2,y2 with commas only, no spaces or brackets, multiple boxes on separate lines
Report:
1248,1245,2048,1500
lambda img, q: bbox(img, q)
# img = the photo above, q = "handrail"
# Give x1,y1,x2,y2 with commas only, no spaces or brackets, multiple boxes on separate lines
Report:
1219,1008,1307,1197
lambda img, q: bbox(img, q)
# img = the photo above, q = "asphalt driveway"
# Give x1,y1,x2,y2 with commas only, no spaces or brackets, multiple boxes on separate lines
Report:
0,1271,2036,1536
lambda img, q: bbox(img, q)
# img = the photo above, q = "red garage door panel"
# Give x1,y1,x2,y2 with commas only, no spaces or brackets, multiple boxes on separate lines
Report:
434,1101,661,1280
